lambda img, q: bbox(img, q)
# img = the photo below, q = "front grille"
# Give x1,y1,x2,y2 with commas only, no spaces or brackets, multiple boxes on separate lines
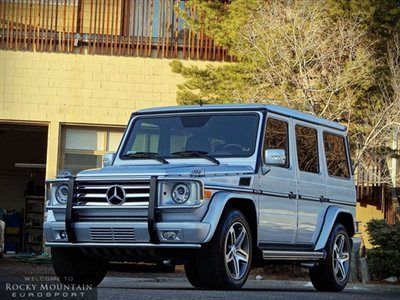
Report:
75,180,150,204
89,227,136,242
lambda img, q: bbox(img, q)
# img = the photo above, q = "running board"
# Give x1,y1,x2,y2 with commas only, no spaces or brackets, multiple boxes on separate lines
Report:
262,250,325,260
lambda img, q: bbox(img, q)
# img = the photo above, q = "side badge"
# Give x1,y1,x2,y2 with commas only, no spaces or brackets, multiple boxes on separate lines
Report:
190,168,206,177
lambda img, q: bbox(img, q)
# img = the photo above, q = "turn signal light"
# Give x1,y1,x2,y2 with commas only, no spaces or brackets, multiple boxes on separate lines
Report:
203,189,212,199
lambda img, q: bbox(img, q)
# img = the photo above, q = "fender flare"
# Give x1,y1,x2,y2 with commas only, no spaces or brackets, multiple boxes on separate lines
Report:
314,205,355,251
202,191,257,243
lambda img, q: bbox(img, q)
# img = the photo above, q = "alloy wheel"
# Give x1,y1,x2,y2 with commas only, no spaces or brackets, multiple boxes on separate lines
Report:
332,233,350,282
224,221,250,280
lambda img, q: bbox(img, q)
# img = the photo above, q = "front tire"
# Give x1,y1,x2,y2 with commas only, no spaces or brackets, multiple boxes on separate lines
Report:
51,248,109,286
184,209,252,290
310,223,351,292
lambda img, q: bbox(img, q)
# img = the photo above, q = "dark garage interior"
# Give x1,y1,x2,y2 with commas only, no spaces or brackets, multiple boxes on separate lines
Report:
0,123,48,254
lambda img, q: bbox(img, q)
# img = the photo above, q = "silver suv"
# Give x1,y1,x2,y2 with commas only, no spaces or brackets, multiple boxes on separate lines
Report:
45,104,356,291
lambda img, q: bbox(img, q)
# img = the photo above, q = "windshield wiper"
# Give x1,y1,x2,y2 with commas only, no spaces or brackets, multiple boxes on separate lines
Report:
171,151,220,165
122,152,169,164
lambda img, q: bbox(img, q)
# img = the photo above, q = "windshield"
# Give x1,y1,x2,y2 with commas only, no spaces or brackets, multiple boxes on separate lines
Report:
120,113,260,159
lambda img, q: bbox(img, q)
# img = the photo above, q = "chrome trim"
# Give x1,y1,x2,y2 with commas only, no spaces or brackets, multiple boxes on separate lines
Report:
46,205,66,209
77,193,149,198
46,242,202,248
205,185,293,200
298,195,320,201
46,178,69,184
205,185,254,193
75,177,152,181
80,185,150,189
329,199,356,207
73,204,148,209
262,250,325,260
157,202,205,210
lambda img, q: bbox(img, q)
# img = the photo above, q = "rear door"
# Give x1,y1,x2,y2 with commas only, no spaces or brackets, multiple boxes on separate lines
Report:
293,121,327,245
258,114,297,245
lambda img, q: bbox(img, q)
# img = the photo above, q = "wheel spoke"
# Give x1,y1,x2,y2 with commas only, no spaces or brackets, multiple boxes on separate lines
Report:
333,244,339,255
340,252,350,263
337,235,345,253
229,227,237,245
236,249,249,263
334,260,339,274
226,248,234,262
233,256,240,279
338,261,346,279
235,228,246,248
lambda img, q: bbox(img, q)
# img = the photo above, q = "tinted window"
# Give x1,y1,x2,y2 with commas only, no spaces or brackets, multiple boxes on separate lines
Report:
324,133,350,178
122,114,260,158
295,125,319,173
264,118,289,168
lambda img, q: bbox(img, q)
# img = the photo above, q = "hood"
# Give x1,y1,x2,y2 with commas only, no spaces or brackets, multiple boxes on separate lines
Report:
77,163,255,178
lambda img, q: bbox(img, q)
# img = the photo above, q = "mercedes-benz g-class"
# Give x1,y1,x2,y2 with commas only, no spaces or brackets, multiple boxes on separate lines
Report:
45,104,356,291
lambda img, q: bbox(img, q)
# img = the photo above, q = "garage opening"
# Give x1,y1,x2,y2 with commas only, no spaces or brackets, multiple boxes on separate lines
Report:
0,123,48,254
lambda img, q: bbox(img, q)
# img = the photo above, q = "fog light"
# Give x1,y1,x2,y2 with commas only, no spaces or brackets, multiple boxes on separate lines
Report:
59,231,68,239
162,231,179,240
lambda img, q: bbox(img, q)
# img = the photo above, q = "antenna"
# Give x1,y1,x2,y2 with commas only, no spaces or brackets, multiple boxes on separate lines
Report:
199,99,203,106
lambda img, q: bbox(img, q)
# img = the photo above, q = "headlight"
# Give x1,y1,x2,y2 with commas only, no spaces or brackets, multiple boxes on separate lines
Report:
158,180,203,207
55,184,69,204
172,183,190,204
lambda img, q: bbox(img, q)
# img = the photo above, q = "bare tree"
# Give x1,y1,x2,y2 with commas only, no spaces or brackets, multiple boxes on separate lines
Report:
234,0,374,120
233,0,399,185
354,34,400,185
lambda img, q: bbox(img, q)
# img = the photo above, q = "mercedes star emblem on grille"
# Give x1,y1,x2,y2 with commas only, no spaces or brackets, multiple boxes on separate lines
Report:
106,185,126,205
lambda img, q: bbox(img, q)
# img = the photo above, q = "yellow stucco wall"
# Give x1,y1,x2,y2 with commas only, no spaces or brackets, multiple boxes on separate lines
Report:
0,50,215,179
356,203,385,248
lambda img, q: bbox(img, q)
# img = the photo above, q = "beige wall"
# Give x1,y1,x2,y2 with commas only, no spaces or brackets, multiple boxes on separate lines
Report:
0,50,214,179
356,203,385,249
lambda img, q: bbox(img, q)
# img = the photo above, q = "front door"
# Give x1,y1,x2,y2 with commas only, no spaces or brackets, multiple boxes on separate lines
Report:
293,122,327,245
258,114,297,245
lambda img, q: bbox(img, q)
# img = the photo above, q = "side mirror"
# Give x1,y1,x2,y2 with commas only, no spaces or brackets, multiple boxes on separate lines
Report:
102,153,115,167
264,149,286,167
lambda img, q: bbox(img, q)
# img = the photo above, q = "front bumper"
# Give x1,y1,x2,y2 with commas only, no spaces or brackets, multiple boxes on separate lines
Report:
44,220,210,247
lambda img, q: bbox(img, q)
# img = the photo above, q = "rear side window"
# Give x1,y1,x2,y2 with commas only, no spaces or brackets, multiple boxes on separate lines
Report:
264,118,289,168
295,125,319,173
323,133,350,178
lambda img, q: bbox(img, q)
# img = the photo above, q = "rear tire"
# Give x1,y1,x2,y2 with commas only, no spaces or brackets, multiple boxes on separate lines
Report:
51,248,109,286
310,223,351,292
184,209,252,290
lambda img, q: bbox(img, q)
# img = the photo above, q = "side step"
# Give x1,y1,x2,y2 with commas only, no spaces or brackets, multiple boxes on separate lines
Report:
262,250,325,260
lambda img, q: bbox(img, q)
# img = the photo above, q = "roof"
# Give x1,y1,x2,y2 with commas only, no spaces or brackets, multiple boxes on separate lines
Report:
135,104,347,131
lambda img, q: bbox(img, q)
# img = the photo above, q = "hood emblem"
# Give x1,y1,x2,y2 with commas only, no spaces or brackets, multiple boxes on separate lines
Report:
106,185,126,205
190,168,206,177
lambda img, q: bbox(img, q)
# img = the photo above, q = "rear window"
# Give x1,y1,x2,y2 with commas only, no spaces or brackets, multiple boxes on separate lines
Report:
323,133,350,179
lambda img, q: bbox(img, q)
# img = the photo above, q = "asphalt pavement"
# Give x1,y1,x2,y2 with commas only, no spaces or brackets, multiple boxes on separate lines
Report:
97,276,400,300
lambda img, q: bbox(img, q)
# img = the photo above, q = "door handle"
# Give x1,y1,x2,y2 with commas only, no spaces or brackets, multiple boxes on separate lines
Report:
288,191,296,199
319,196,329,203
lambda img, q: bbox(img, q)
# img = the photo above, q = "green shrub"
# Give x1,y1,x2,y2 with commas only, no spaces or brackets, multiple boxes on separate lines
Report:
366,219,400,279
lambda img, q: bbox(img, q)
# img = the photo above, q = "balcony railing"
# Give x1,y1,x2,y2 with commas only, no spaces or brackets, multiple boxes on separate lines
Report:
0,0,231,61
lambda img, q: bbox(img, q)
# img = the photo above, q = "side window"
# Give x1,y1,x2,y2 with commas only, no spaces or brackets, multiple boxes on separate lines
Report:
295,125,319,173
264,118,289,168
323,133,350,178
